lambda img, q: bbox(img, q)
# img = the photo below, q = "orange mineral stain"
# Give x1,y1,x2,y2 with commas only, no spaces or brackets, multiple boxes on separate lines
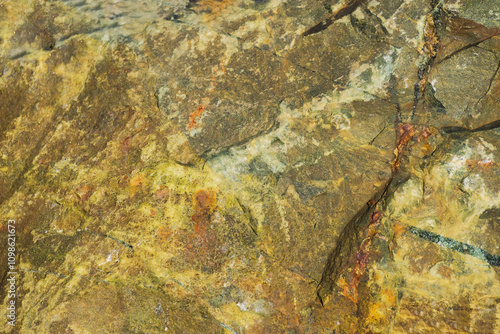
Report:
129,174,146,196
188,105,206,129
393,123,415,171
191,189,217,239
340,211,383,304
157,225,171,242
185,188,222,268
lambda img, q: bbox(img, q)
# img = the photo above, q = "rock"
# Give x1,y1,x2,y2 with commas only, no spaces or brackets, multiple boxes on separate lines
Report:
0,0,499,333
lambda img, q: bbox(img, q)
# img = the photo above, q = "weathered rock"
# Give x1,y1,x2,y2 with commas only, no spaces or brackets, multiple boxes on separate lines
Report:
0,0,499,333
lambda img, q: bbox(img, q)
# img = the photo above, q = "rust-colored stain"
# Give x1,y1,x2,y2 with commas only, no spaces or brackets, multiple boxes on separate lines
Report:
129,174,146,196
156,225,171,242
208,61,226,92
185,189,221,267
437,264,453,279
188,105,206,130
339,211,383,304
129,174,144,187
121,135,133,152
421,13,438,58
191,189,217,229
467,157,495,169
155,187,170,200
192,0,236,19
391,221,406,251
415,127,436,156
76,184,94,202
392,123,415,171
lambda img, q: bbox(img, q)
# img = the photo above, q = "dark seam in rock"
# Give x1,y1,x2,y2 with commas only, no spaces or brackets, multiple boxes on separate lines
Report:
440,119,500,134
404,224,500,267
235,198,258,235
217,321,239,334
436,38,499,65
361,7,389,36
316,176,395,306
82,229,134,251
302,0,368,37
368,125,386,145
474,59,500,109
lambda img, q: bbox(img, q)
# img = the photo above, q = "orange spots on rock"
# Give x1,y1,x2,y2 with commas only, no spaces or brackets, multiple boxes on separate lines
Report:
121,135,133,152
129,174,146,196
365,290,395,327
150,209,156,217
393,221,405,235
396,124,415,152
419,127,433,139
339,211,383,304
191,189,217,232
76,184,94,202
188,97,210,129
188,105,206,130
156,225,171,242
193,189,217,215
382,289,396,306
129,174,145,187
467,157,495,169
393,123,415,171
368,302,388,323
193,0,236,19
155,187,169,200
414,127,436,156
338,277,357,303
185,188,223,268
437,265,453,279
208,60,226,92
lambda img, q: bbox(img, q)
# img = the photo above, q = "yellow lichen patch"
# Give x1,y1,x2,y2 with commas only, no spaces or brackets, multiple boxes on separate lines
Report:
138,202,155,218
368,302,388,323
156,225,171,242
382,289,396,307
129,173,146,196
218,302,263,332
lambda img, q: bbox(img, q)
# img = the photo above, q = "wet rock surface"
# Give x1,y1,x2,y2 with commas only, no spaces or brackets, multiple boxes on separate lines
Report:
0,0,499,333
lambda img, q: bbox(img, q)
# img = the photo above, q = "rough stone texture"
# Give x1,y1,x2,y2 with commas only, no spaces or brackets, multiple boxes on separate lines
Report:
0,0,499,333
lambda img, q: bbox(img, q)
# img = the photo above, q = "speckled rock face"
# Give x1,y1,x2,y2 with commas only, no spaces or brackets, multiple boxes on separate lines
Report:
0,0,499,333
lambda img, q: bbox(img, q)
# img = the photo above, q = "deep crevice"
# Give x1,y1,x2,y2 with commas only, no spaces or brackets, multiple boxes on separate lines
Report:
302,0,368,37
440,119,500,134
316,174,411,305
474,59,500,110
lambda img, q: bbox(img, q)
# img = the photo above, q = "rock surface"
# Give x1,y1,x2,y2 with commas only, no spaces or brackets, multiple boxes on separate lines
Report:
0,0,499,333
